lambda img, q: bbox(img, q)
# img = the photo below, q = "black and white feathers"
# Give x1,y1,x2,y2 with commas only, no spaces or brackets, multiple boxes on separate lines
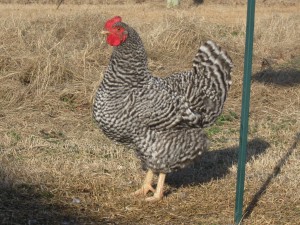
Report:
93,21,233,173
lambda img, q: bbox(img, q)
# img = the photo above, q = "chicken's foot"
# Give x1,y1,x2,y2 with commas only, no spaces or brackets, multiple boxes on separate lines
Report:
145,173,166,202
133,170,155,196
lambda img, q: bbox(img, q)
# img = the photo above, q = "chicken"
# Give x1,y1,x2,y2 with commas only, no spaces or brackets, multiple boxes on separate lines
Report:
93,16,233,201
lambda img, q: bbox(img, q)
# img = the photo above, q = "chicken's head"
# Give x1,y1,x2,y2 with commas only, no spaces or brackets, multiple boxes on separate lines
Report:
101,16,128,46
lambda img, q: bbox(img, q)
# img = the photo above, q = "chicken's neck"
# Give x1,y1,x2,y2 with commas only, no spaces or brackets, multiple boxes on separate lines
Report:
103,38,151,91
103,27,152,91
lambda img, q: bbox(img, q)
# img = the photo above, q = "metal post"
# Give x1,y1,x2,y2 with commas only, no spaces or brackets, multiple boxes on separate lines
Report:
234,0,256,224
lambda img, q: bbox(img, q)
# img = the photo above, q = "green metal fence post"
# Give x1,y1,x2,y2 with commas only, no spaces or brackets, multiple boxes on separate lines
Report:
234,0,256,224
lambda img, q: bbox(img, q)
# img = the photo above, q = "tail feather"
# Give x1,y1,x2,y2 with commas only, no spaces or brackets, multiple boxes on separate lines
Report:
187,40,233,127
146,41,233,129
193,40,233,92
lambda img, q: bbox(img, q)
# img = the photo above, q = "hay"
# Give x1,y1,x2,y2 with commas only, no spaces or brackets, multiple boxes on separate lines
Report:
0,2,299,224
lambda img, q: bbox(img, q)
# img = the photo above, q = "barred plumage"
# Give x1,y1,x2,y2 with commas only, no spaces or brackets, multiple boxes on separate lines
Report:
93,16,233,201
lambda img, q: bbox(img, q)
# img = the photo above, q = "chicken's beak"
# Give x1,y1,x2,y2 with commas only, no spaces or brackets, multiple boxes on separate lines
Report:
101,30,110,35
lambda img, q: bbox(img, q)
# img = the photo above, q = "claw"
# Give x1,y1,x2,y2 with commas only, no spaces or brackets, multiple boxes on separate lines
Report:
133,184,155,196
132,171,166,202
145,193,163,202
132,170,154,197
144,173,165,202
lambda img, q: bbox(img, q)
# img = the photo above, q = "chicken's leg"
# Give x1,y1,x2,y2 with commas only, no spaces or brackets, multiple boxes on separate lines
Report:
133,170,155,196
145,173,166,202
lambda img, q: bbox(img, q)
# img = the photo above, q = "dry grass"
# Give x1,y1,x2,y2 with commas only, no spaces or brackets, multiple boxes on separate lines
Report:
0,1,299,224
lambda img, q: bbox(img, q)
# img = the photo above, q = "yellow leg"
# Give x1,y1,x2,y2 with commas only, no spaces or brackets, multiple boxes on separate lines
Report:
145,173,166,202
133,170,155,196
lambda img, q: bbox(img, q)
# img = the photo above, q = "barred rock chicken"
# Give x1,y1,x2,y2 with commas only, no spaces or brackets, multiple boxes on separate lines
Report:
93,16,233,201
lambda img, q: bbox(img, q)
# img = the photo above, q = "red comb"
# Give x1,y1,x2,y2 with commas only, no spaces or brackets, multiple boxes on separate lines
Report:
105,16,122,30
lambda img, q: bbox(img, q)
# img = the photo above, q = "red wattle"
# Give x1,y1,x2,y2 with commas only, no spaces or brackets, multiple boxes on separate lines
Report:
107,34,121,46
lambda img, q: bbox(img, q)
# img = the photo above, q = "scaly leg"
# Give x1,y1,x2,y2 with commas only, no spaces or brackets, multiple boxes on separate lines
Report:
133,170,155,196
145,173,166,202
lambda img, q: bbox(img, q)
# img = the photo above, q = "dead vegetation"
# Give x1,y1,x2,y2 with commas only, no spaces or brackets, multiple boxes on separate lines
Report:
0,1,299,224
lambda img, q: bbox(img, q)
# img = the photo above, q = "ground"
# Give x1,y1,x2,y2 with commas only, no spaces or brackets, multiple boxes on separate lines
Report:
0,0,299,224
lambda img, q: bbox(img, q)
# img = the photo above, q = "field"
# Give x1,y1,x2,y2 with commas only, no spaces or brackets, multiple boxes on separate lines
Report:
0,0,299,224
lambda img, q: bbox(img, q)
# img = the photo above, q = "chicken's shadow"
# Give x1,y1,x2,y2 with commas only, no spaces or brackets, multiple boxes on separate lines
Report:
166,138,270,188
252,68,300,86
